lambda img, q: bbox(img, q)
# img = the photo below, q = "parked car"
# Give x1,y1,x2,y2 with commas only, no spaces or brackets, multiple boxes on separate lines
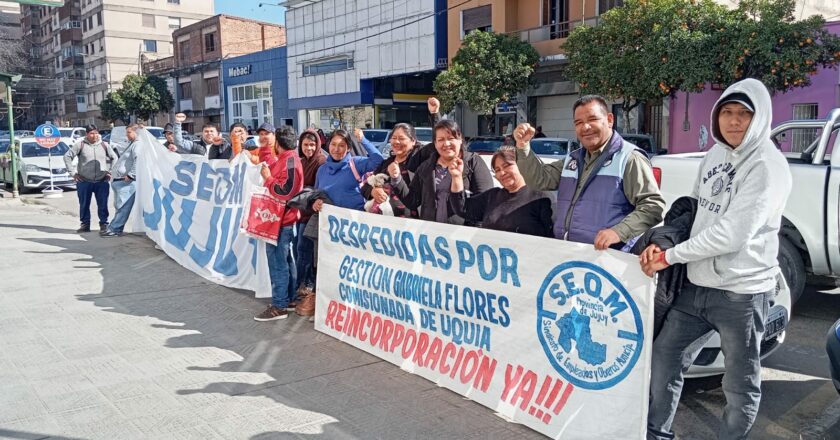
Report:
651,107,840,305
622,133,667,155
14,130,34,138
363,129,391,154
467,136,507,156
827,317,840,393
58,127,87,141
0,137,76,192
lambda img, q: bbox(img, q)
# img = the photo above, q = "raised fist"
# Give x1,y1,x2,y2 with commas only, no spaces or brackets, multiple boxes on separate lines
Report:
175,113,186,123
513,123,536,148
427,97,440,114
387,161,400,179
353,128,364,142
448,157,464,179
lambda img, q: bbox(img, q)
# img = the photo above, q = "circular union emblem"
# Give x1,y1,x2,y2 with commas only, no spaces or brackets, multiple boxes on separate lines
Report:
536,261,644,390
711,176,724,196
567,159,578,171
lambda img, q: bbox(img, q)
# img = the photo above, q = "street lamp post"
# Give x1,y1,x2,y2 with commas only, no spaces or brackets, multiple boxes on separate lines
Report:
1,73,22,198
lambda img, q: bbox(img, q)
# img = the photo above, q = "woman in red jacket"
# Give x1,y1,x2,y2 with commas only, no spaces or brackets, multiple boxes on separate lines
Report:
253,124,304,322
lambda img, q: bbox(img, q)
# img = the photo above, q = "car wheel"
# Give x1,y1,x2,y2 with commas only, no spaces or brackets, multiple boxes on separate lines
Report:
16,173,28,194
778,236,805,304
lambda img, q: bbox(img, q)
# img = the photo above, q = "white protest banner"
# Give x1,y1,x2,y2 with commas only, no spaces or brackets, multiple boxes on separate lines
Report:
315,205,654,439
133,143,271,296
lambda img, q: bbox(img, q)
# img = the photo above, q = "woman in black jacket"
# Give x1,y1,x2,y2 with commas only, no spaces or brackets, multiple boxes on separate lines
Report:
448,147,553,237
392,119,494,225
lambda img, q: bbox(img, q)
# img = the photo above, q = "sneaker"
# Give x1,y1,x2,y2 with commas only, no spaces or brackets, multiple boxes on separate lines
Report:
99,222,108,231
76,224,91,233
254,305,288,321
285,300,298,312
101,230,122,238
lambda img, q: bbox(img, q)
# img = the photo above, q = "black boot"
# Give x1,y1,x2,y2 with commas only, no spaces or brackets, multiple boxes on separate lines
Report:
76,224,91,233
99,223,109,235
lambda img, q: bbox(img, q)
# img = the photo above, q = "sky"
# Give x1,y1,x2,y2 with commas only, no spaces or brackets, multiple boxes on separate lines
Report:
214,0,285,25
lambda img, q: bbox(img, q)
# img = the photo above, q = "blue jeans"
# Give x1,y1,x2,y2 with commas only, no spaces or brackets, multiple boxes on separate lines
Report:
108,179,136,234
296,222,315,289
266,226,297,308
76,180,110,225
648,285,770,440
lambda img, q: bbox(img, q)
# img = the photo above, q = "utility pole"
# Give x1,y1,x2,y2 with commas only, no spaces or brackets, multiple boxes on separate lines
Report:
1,73,23,198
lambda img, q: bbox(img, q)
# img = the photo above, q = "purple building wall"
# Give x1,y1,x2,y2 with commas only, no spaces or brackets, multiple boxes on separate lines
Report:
667,21,840,154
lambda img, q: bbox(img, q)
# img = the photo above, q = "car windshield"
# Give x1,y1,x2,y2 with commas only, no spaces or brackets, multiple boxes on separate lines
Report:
0,140,9,153
21,142,70,157
145,128,165,139
363,130,389,142
59,129,75,137
416,128,433,143
468,139,504,153
530,140,568,156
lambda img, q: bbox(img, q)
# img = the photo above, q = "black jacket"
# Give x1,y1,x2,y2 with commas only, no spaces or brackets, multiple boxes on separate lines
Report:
392,150,494,225
207,139,233,160
631,196,698,339
288,188,333,240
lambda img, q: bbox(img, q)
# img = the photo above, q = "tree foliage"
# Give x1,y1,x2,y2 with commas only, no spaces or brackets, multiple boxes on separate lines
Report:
99,74,174,123
434,31,540,115
564,0,840,120
0,28,27,73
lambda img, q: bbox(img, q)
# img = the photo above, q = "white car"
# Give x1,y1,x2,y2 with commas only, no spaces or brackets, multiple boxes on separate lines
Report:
59,127,87,141
0,137,77,192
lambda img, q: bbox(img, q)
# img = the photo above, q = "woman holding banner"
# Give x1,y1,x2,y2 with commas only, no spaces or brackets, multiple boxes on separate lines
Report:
294,129,327,301
448,147,553,237
391,119,494,225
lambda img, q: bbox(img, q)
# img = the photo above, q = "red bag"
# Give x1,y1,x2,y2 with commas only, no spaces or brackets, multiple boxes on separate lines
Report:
241,186,285,243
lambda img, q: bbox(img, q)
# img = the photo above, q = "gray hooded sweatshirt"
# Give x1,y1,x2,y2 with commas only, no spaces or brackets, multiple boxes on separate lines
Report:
64,137,118,182
664,78,792,294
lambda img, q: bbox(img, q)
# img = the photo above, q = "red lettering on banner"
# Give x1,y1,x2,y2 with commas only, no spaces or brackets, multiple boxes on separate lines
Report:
334,303,347,331
473,355,497,392
500,363,576,424
412,332,430,365
325,301,339,327
425,337,444,370
370,316,382,347
440,342,456,375
401,330,417,359
379,319,394,351
359,313,371,342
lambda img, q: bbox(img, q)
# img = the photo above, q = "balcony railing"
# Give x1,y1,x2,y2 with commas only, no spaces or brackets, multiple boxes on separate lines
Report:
506,17,602,44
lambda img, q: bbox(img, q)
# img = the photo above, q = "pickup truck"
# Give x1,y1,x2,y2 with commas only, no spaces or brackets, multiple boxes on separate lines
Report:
652,108,840,304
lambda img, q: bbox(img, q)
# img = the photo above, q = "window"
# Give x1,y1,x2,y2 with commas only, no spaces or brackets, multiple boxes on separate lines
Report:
168,0,180,4
143,39,157,52
598,0,624,14
87,16,92,29
178,82,191,99
791,103,819,152
178,40,190,62
83,19,87,32
99,40,103,52
142,14,154,28
76,95,85,104
168,17,180,29
302,56,354,76
96,12,101,26
461,5,492,38
204,76,219,95
204,33,215,53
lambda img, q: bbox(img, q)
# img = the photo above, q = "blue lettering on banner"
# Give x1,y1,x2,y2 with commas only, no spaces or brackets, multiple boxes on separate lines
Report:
536,261,643,390
326,215,519,287
142,177,255,276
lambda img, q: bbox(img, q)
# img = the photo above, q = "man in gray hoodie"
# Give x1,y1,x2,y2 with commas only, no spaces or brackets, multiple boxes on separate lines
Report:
641,78,792,439
64,124,118,233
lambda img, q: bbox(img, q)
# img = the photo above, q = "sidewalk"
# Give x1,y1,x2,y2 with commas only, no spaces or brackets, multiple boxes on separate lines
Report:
0,197,542,439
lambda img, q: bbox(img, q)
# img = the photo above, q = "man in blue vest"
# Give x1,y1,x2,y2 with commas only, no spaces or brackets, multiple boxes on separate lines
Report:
515,95,665,249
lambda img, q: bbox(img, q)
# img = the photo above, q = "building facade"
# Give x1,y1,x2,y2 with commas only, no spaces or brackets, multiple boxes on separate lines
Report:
221,46,295,131
170,14,285,133
282,0,447,131
18,0,214,128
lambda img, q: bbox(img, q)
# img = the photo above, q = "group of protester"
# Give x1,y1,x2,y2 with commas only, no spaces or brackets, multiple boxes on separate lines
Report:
61,77,789,440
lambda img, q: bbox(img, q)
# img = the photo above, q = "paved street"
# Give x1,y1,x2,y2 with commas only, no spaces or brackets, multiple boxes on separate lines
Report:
1,188,839,439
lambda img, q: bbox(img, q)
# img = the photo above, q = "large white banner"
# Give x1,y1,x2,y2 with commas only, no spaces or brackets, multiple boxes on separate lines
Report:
133,143,271,296
315,205,654,439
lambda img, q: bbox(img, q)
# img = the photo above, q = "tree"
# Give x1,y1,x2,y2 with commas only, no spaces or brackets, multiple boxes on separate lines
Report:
99,74,174,123
0,28,27,73
99,92,129,124
564,0,732,128
434,31,540,115
563,0,840,128
714,0,840,93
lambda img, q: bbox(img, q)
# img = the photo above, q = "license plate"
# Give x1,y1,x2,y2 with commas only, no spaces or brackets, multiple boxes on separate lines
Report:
763,312,786,341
